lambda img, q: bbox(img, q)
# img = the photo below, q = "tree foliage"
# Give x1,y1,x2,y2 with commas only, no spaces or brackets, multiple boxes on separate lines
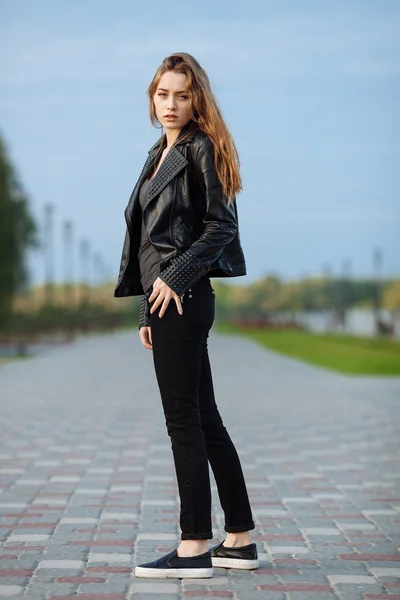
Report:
213,275,399,323
0,134,37,327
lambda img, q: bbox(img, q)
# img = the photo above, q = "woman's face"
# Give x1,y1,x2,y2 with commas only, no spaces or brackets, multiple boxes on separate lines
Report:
153,71,192,132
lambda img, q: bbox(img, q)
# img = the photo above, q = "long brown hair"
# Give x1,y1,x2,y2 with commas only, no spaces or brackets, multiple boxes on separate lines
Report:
147,52,242,202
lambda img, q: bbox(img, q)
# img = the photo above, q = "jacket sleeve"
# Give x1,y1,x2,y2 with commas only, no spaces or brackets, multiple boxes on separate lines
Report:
138,294,151,329
159,137,238,296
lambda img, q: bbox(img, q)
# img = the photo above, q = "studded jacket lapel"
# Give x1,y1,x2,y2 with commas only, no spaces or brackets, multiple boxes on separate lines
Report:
143,147,188,212
124,155,155,226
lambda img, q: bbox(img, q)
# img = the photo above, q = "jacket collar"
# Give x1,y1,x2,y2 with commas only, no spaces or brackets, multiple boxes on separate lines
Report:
144,147,188,208
142,121,198,208
126,123,194,220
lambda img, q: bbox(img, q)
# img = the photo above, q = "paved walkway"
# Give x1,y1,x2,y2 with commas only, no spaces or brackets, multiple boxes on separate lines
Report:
0,330,399,600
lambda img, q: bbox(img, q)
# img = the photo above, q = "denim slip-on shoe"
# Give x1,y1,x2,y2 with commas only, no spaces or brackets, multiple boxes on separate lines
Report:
210,541,259,569
135,549,213,579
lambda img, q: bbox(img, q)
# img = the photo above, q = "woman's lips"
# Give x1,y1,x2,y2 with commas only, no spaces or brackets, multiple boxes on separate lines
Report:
165,115,178,120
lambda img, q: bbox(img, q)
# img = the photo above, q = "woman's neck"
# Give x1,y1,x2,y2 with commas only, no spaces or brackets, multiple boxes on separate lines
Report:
165,127,182,149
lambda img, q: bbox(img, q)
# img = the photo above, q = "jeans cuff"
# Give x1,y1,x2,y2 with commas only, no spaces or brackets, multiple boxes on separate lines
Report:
224,521,255,533
181,531,213,540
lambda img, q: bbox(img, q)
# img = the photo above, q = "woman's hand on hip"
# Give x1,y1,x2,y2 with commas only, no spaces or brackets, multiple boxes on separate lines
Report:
148,277,183,318
139,326,152,350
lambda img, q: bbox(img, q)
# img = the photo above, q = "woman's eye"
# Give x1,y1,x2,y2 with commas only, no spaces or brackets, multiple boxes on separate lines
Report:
157,92,188,99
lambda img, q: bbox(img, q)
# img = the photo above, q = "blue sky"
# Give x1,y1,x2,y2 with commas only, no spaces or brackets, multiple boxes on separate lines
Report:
0,0,399,286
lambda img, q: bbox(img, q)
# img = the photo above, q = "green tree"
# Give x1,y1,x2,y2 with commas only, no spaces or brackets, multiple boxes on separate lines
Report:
0,134,37,327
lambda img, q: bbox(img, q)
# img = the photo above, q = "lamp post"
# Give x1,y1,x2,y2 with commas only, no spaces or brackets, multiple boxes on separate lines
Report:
93,252,100,287
340,258,352,332
373,247,383,335
79,238,90,305
43,203,55,307
322,263,332,332
63,220,74,308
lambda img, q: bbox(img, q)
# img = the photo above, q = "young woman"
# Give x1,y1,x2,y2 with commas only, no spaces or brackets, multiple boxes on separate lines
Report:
115,52,258,579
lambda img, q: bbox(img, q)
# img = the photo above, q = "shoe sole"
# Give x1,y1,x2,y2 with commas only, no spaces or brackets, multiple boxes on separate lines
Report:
212,557,259,570
135,566,213,579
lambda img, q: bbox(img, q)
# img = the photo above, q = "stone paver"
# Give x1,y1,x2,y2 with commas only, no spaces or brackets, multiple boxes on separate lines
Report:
0,330,399,599
0,585,24,597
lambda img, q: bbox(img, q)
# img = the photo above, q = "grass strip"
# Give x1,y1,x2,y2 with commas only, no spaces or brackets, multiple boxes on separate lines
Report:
217,323,400,375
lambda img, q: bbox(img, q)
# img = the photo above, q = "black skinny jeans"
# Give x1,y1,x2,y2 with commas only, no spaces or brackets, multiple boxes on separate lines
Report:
148,276,255,540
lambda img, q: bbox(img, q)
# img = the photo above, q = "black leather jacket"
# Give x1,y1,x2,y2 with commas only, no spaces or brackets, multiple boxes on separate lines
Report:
114,122,246,327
